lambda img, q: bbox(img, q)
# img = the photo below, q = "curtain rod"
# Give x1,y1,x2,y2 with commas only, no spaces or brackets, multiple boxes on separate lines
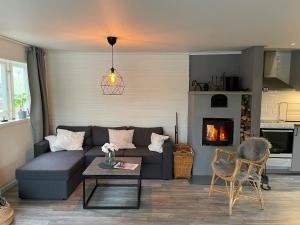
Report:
0,35,30,47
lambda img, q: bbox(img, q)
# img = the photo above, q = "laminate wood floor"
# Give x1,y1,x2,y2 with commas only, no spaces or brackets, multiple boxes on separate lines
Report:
3,174,300,225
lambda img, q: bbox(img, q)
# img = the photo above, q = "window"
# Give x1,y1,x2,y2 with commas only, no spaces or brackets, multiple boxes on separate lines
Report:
0,59,30,120
0,62,9,118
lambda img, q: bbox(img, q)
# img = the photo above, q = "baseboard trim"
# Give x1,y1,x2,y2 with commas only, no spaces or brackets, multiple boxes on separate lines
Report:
0,179,17,195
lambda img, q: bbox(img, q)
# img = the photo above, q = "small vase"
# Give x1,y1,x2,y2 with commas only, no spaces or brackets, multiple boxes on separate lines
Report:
105,150,116,167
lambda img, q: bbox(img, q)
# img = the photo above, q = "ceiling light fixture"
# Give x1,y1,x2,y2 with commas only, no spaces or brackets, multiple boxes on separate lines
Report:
100,36,125,95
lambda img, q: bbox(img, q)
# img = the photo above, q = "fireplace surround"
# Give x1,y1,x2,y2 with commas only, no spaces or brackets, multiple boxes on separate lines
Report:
202,118,234,146
188,92,250,175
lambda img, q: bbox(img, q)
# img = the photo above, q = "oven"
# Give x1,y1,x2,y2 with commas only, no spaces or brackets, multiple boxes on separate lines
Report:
260,128,294,155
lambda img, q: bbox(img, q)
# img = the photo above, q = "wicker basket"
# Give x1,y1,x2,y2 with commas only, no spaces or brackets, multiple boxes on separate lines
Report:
173,144,194,179
0,203,14,225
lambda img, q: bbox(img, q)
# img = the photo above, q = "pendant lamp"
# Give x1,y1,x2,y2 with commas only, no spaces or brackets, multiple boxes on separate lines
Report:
101,36,125,95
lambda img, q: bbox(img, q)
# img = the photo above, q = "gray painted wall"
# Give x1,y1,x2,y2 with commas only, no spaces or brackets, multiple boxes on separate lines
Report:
189,54,242,90
188,47,264,176
241,47,264,136
188,93,242,175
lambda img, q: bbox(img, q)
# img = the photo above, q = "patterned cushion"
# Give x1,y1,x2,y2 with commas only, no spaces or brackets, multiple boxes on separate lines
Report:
212,159,235,177
237,137,271,161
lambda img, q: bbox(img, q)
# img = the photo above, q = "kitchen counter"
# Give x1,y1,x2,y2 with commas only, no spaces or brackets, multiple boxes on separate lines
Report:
260,119,300,173
260,120,295,129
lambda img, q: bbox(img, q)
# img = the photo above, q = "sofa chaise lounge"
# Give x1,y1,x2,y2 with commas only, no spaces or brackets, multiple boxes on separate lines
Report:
16,125,173,199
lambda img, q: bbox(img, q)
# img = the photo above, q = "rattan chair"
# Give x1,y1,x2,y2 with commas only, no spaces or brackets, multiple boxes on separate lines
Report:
208,137,271,215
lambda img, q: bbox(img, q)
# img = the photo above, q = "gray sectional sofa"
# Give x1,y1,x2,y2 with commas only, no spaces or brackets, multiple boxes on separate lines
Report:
16,126,173,200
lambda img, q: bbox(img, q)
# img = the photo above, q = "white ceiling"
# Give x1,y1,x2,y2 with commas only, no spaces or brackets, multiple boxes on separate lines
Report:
0,0,300,52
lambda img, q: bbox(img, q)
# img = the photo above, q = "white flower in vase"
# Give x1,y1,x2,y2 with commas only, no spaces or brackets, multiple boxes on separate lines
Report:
101,143,119,153
101,143,119,166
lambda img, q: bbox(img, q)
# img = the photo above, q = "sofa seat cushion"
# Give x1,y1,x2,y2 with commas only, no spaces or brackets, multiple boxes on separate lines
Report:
123,147,162,164
16,151,85,180
85,146,125,157
84,146,125,167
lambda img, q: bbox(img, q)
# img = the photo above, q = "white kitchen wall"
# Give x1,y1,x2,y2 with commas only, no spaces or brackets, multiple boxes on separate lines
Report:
46,52,189,142
261,91,300,120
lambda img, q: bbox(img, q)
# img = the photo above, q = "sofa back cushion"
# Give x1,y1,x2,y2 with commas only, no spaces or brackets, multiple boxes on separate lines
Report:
92,126,127,146
129,126,163,147
56,125,92,146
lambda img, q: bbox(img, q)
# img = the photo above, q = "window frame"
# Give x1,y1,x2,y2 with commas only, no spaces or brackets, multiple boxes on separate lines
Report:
0,61,10,118
0,58,30,120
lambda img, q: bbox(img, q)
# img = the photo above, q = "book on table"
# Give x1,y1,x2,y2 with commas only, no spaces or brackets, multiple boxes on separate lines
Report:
114,161,139,170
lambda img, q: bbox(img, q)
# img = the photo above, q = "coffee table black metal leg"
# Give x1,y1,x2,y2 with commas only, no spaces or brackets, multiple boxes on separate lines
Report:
83,178,86,208
83,178,98,209
86,184,98,208
137,176,142,208
83,177,142,209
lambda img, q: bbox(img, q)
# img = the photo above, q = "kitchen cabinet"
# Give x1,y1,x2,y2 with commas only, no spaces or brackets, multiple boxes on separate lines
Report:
291,125,300,171
290,51,300,90
263,50,300,90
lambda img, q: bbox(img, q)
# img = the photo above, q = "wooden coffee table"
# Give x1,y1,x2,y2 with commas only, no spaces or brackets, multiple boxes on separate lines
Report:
82,157,142,209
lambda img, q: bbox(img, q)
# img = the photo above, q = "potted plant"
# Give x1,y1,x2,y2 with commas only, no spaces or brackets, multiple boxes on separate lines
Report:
13,93,28,119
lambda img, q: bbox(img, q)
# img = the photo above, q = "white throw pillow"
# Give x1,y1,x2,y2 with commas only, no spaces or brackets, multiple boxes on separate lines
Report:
148,133,169,153
108,129,136,149
53,129,85,151
45,135,64,152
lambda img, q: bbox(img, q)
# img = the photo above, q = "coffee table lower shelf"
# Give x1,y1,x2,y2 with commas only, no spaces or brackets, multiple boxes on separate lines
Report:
83,175,142,209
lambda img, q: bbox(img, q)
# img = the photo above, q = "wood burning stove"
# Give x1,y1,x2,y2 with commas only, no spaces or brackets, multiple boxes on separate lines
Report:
202,118,234,146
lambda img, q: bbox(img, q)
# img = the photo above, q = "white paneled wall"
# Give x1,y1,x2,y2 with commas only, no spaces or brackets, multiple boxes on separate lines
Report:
46,52,189,142
261,91,300,120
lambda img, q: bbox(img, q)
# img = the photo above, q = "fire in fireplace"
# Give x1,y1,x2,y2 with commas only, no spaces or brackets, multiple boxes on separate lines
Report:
202,118,234,146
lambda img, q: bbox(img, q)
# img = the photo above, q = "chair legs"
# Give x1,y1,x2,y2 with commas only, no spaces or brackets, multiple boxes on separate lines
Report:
209,172,216,197
209,175,265,215
256,182,265,210
229,181,234,216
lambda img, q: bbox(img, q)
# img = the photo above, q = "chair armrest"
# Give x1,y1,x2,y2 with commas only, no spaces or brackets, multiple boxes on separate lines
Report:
232,158,266,178
162,139,173,180
34,140,50,158
237,158,262,167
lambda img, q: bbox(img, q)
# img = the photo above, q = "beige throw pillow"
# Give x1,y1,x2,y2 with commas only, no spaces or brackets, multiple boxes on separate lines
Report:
45,135,64,152
148,133,169,153
53,129,85,151
108,129,136,149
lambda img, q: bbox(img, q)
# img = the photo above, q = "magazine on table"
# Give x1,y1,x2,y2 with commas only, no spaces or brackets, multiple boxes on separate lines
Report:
114,161,139,170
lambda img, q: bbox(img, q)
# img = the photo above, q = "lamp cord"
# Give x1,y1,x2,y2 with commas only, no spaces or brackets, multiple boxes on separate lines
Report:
111,45,114,69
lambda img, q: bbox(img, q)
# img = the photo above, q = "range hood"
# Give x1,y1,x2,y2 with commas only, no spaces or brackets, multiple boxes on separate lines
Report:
263,51,295,90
